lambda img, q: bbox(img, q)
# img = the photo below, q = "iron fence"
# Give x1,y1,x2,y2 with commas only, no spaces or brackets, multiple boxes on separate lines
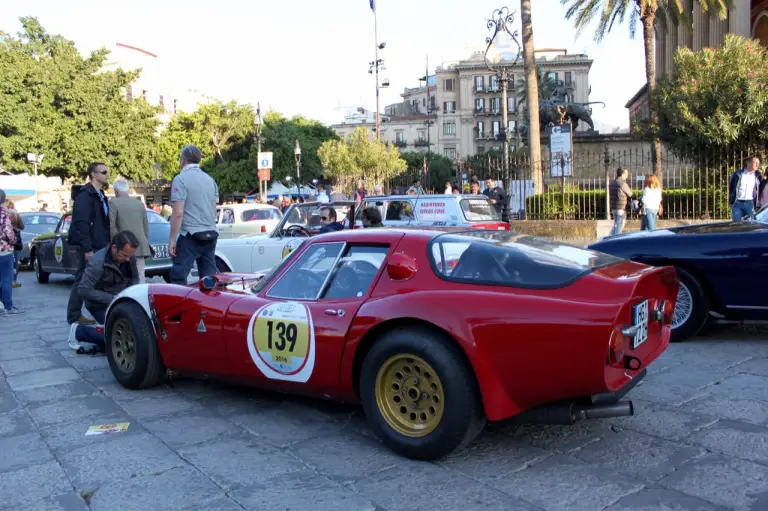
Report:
385,146,761,221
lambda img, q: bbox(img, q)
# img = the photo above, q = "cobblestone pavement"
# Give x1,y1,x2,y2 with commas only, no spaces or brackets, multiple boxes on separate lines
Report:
2,271,768,511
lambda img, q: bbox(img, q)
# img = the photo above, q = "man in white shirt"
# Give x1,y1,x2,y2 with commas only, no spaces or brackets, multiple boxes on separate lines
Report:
729,156,763,221
315,185,330,203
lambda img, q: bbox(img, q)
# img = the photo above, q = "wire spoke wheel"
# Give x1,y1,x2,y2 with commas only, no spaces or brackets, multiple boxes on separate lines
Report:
673,281,693,329
375,354,445,438
112,318,138,374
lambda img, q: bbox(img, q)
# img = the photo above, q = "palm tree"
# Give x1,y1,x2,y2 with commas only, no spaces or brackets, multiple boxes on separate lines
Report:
560,0,730,180
521,0,543,193
516,65,560,106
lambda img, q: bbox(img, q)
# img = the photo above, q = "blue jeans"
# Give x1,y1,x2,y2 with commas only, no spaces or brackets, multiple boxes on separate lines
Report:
610,209,626,236
732,200,754,221
170,234,218,285
642,210,658,231
0,253,14,310
12,250,20,283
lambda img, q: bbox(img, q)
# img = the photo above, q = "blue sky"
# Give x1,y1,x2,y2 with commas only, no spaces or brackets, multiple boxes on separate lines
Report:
1,0,647,130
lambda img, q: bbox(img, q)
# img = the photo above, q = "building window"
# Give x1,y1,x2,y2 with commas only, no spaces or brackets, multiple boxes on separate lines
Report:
443,101,456,113
477,121,485,138
396,132,404,143
141,89,147,99
474,76,485,92
490,75,499,91
508,120,516,134
444,79,455,91
126,88,133,101
565,71,572,85
492,121,501,137
443,122,456,135
507,96,516,113
159,95,164,107
429,96,436,111
444,148,457,160
477,146,485,153
173,99,178,114
475,98,484,112
491,97,501,114
418,131,426,142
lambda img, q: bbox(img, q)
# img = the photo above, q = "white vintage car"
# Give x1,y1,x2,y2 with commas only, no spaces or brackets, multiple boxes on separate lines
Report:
216,203,283,238
209,200,356,273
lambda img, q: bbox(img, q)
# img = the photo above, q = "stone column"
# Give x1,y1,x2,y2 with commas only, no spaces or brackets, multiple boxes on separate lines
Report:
728,0,751,38
655,28,666,79
678,0,693,50
693,3,710,51
709,11,729,47
665,13,678,76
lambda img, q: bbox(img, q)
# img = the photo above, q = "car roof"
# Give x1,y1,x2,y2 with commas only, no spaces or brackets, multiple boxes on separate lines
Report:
363,194,488,201
20,211,60,216
218,203,280,210
304,226,471,244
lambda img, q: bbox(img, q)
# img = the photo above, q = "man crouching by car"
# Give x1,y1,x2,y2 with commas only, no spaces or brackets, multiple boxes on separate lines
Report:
78,231,140,326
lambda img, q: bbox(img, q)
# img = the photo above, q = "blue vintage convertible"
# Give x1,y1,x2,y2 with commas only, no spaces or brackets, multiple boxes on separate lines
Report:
589,207,768,342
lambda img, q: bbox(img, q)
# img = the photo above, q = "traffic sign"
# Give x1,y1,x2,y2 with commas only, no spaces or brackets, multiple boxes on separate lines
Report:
258,169,271,182
257,152,273,170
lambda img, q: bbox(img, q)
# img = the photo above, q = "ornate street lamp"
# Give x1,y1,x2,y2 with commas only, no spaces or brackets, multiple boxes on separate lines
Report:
484,6,521,223
254,102,264,201
294,139,302,200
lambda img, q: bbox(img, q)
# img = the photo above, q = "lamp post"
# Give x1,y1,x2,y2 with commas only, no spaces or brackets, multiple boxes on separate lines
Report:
484,6,522,224
294,139,302,200
26,153,44,208
254,102,264,201
369,42,388,142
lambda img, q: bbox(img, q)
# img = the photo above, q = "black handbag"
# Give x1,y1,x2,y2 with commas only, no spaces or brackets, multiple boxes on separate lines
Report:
191,230,219,242
13,228,23,251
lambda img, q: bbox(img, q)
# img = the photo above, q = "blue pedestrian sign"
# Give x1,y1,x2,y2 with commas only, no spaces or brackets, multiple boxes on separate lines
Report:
258,152,273,170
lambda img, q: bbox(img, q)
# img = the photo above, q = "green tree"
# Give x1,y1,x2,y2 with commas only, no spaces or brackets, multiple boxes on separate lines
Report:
560,0,731,179
400,152,456,190
0,17,160,181
652,35,768,158
318,127,407,193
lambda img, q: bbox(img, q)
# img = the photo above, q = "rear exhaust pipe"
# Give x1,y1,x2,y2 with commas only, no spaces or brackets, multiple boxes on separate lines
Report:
513,400,634,425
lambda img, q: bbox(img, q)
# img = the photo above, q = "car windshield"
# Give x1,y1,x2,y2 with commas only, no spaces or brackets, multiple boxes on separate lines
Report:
430,231,621,288
460,198,500,221
20,214,59,234
242,208,282,222
275,202,353,234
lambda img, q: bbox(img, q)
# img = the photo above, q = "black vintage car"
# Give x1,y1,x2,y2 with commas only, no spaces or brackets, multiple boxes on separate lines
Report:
30,209,173,283
17,212,61,267
589,207,768,342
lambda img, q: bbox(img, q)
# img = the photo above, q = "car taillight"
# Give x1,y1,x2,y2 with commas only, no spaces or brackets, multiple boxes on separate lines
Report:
261,225,267,233
662,299,674,324
607,328,626,366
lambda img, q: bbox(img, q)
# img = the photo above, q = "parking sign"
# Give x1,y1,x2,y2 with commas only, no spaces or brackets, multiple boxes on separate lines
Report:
257,152,273,170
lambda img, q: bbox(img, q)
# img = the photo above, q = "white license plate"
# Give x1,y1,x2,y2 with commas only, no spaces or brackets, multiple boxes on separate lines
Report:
632,300,649,349
152,245,169,259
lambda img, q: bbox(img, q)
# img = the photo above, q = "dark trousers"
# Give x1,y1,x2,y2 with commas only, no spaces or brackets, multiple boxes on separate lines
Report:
170,234,218,285
85,305,107,325
66,250,88,324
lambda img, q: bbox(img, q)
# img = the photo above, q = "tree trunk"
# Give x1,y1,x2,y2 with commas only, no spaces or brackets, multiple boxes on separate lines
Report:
521,0,543,194
641,9,663,180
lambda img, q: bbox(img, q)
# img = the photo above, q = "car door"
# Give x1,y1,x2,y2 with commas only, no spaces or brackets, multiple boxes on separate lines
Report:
731,228,768,316
225,241,394,397
216,208,234,239
41,214,73,274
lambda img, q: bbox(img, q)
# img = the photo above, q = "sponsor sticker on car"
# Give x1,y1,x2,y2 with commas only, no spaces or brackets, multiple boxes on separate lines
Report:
247,301,316,382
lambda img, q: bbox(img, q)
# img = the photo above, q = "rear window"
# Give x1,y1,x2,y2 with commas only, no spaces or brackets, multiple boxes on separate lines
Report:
20,214,59,234
429,232,621,288
242,208,281,222
147,211,167,223
460,199,500,222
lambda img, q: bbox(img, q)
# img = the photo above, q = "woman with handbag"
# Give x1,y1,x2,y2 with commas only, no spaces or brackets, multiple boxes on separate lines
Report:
4,199,24,288
641,175,662,231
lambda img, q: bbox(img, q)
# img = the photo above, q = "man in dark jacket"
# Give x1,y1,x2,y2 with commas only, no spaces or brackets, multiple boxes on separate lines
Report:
66,163,111,347
609,168,633,235
483,177,506,216
728,156,763,220
77,230,139,325
318,206,345,233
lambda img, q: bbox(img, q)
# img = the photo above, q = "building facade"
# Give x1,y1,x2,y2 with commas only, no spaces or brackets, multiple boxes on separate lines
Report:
627,0,767,126
331,50,593,160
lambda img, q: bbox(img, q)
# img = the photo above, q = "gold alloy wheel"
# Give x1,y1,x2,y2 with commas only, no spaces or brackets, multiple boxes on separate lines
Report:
112,318,138,374
375,354,445,437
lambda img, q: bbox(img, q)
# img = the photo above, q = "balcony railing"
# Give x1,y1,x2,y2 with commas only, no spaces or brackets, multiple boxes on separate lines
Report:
414,140,430,147
393,140,407,148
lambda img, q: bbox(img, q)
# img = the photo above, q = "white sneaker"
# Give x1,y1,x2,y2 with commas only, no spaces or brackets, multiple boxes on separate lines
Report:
68,323,82,351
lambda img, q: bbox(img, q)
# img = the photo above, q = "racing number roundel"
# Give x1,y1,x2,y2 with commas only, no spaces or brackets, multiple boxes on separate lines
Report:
247,302,315,382
54,238,64,263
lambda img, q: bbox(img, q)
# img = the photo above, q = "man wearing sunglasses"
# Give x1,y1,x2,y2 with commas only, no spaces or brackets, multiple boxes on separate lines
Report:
66,162,111,348
318,206,345,234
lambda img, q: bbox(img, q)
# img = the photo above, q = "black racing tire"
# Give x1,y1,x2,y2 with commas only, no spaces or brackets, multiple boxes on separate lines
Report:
216,257,230,273
34,255,50,284
105,301,166,389
359,326,486,460
670,267,709,343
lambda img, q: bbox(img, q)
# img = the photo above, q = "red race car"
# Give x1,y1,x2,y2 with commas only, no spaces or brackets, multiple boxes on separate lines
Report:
104,229,678,460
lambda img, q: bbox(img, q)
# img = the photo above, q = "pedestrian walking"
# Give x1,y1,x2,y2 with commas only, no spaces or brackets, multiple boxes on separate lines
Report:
77,231,139,325
66,163,111,347
315,185,330,203
353,180,368,205
609,168,633,236
169,145,220,285
329,184,346,202
4,199,24,288
0,189,22,315
729,156,762,220
640,174,662,231
109,179,151,283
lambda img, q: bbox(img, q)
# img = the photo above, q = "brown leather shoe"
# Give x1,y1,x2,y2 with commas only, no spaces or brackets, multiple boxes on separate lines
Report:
12,282,21,288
